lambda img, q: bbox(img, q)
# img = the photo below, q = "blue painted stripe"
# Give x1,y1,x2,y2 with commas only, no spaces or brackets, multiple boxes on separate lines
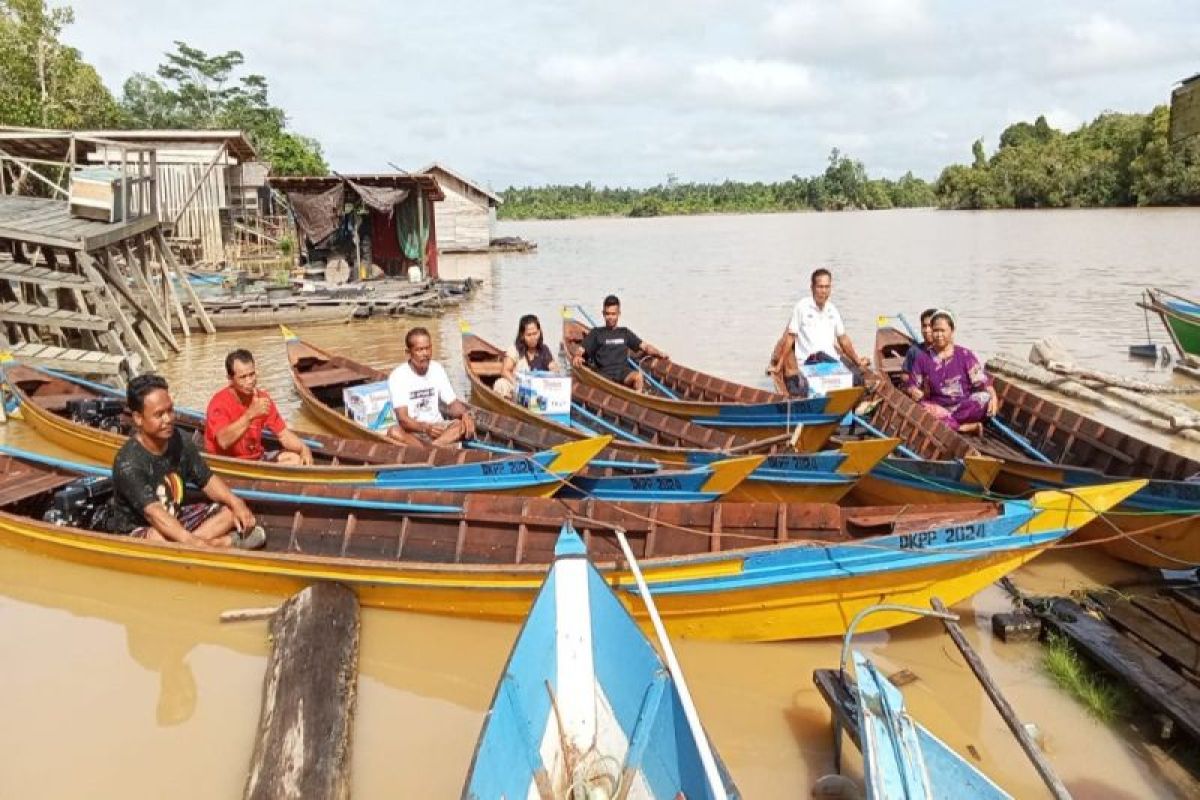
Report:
0,444,463,514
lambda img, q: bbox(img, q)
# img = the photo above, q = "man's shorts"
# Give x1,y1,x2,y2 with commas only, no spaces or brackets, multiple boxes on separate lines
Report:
129,502,221,538
598,364,634,384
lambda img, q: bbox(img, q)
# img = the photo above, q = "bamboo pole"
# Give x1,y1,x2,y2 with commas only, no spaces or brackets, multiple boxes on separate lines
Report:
931,597,1072,800
120,240,179,351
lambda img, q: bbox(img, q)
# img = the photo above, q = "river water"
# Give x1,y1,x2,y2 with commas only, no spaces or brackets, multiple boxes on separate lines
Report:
2,208,1198,798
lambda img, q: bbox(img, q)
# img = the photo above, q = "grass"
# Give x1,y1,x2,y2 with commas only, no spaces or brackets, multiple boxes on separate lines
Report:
1042,633,1133,723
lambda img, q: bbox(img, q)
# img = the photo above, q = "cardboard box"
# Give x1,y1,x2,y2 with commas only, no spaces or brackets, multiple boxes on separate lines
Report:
516,371,571,416
799,361,853,397
343,381,393,430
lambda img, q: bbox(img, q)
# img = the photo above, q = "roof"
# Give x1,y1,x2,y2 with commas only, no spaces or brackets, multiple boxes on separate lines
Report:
77,129,258,162
417,162,502,205
0,127,258,163
269,173,445,202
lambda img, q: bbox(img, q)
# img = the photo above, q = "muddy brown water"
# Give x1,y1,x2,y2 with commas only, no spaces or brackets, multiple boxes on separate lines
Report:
3,207,1199,797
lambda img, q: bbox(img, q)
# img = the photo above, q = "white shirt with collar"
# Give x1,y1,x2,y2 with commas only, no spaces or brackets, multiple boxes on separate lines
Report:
788,296,845,362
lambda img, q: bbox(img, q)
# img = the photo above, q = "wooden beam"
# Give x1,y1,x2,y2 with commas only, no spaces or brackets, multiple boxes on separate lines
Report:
0,148,69,198
144,232,189,338
120,239,179,351
77,249,155,372
95,247,178,353
244,583,359,800
79,213,159,252
153,227,214,333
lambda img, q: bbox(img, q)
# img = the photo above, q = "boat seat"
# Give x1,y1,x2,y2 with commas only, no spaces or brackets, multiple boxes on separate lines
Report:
471,363,503,378
302,367,373,390
0,469,77,506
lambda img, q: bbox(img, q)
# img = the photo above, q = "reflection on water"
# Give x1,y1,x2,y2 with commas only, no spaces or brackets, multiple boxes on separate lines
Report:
2,209,1198,797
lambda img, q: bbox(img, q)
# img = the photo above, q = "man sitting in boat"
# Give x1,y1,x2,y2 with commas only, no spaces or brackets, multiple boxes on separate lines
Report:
494,314,561,399
387,326,477,446
105,374,264,549
905,310,998,434
204,349,314,465
770,267,870,396
570,294,668,392
900,308,939,381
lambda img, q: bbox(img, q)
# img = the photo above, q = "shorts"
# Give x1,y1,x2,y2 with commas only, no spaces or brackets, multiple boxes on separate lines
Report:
598,364,634,384
129,502,221,538
260,449,282,462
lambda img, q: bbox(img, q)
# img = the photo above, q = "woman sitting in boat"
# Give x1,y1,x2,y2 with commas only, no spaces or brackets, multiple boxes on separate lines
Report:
493,314,560,400
905,310,997,434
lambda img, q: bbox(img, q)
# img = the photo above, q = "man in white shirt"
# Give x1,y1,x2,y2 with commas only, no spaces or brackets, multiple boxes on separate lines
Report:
769,268,870,397
387,326,476,446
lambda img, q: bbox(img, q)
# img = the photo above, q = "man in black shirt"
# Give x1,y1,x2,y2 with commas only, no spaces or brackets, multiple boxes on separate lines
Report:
571,295,669,392
107,373,263,549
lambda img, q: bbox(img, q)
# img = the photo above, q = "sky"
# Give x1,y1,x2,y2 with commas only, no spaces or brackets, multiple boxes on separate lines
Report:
63,0,1199,190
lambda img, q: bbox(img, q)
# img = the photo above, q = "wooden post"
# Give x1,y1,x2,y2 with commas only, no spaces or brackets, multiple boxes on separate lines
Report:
95,249,175,357
145,233,190,338
154,228,215,334
244,583,359,800
77,250,155,372
931,598,1073,800
120,240,179,351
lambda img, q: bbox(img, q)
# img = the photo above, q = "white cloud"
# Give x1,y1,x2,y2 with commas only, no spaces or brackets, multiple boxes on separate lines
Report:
691,58,821,110
535,49,668,101
765,0,933,57
1048,14,1164,77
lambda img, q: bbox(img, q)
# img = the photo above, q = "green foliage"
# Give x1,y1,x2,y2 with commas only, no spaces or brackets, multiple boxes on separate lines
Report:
1042,634,1131,723
499,150,937,220
120,40,326,176
0,0,120,128
936,107,1200,209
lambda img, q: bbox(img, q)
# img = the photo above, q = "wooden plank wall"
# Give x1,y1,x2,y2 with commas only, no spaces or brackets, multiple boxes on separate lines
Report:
159,162,227,265
433,179,492,252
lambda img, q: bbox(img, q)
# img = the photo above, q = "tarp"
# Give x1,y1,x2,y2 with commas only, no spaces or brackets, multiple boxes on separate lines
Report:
349,181,409,216
288,184,344,245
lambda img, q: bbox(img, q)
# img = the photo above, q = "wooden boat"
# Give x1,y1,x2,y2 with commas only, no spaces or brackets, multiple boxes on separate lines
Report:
868,326,1200,568
0,447,1142,641
816,649,1011,800
463,523,739,798
462,327,900,502
2,362,610,496
1140,288,1200,359
561,310,861,447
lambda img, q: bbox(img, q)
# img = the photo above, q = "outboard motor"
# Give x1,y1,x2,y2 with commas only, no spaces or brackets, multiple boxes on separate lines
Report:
64,398,128,434
43,476,114,528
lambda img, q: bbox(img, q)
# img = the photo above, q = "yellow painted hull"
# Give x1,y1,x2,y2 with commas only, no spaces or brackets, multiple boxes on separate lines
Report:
843,474,981,507
13,383,577,497
0,509,1053,641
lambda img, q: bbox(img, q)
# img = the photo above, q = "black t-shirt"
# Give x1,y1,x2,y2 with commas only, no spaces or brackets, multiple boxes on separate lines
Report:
106,430,214,534
582,326,643,380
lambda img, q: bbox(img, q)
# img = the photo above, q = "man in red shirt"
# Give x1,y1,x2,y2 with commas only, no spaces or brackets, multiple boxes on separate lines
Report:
204,349,313,465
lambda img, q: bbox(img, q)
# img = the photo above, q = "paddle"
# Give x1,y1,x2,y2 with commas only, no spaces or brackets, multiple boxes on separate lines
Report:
986,417,1052,464
612,527,729,800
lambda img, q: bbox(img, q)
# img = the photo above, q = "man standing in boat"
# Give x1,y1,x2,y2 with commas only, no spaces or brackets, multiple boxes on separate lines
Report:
770,268,870,397
387,326,477,446
106,374,264,549
571,294,669,392
204,349,314,465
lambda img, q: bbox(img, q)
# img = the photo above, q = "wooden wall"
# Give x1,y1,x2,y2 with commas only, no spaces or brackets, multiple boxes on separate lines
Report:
432,174,494,252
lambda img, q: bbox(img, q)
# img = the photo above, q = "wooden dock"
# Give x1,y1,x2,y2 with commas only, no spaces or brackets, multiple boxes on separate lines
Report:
1028,587,1200,745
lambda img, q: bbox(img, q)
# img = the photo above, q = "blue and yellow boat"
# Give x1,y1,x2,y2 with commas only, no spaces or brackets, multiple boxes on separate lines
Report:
561,308,862,447
464,523,739,798
0,449,1144,641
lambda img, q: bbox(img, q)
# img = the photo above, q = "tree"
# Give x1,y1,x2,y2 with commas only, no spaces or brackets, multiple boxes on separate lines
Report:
121,40,326,175
0,0,120,128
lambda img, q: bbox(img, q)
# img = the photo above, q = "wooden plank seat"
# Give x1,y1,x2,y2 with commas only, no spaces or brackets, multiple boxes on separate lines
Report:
0,469,77,506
